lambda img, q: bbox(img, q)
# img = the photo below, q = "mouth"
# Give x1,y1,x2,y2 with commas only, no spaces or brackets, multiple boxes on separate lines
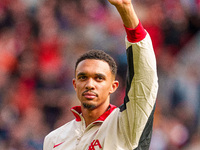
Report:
82,91,98,99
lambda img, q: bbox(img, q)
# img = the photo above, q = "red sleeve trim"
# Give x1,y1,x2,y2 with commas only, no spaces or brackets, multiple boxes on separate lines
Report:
124,20,147,43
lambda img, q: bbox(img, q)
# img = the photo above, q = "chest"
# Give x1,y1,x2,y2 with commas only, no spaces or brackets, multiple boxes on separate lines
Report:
55,123,104,150
52,109,128,150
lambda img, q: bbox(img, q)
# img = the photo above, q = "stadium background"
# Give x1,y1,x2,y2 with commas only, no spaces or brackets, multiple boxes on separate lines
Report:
0,0,199,149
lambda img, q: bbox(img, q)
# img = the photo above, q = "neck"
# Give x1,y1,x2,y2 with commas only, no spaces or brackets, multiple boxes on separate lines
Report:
81,101,110,127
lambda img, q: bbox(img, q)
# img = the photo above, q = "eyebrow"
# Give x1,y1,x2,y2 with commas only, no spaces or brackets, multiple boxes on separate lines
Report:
95,73,106,79
77,72,86,77
77,72,106,78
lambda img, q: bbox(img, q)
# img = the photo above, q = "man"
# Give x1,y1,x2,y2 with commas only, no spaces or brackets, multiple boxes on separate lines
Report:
43,0,158,149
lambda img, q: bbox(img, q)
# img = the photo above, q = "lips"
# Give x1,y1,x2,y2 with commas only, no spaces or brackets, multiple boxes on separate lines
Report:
82,91,97,99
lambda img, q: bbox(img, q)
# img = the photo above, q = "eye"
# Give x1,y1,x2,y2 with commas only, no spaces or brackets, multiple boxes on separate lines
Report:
95,75,105,81
96,77,102,81
78,75,87,80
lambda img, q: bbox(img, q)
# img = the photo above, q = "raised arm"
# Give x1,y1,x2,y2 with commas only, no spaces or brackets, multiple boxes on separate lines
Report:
108,0,139,28
108,0,158,149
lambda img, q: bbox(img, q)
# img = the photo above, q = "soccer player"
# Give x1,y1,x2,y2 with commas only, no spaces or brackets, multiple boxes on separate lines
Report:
43,0,158,149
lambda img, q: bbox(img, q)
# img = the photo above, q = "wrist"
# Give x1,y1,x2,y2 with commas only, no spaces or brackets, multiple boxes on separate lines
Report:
116,4,139,28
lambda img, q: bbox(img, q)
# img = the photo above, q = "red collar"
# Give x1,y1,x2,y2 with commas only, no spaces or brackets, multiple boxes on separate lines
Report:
70,104,117,122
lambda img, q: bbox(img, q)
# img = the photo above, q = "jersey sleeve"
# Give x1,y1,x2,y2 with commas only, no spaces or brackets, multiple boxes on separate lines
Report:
119,21,158,149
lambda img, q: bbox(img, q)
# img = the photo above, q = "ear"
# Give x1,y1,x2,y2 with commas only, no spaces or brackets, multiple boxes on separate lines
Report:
72,78,77,91
109,80,119,94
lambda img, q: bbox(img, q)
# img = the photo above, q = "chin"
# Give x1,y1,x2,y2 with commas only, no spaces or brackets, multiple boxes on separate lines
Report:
82,103,97,110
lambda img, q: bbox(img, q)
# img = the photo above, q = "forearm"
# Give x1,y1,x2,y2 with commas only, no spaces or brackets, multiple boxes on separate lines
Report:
109,0,139,28
115,3,139,28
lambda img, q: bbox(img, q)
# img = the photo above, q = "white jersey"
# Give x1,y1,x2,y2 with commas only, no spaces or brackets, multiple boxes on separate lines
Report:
43,22,158,150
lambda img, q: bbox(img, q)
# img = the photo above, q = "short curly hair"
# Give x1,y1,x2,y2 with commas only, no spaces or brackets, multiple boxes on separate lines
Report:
75,50,117,77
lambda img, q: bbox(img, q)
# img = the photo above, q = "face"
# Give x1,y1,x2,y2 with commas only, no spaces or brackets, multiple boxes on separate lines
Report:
73,59,119,110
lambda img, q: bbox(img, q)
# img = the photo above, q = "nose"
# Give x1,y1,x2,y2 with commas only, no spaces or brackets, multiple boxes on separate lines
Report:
85,78,95,90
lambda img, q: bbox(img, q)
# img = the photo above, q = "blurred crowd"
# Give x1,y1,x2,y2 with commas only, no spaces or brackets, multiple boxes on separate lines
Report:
0,0,199,149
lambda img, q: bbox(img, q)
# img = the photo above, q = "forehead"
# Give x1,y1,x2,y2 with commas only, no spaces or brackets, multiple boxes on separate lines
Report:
75,59,111,75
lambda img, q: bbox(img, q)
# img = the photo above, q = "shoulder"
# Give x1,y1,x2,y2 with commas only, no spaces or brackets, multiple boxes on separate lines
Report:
44,120,75,143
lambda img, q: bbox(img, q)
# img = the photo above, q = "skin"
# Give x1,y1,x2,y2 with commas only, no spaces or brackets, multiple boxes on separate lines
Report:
73,59,119,127
108,0,139,28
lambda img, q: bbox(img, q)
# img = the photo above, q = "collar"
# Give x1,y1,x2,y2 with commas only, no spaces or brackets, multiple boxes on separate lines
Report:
70,104,117,122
